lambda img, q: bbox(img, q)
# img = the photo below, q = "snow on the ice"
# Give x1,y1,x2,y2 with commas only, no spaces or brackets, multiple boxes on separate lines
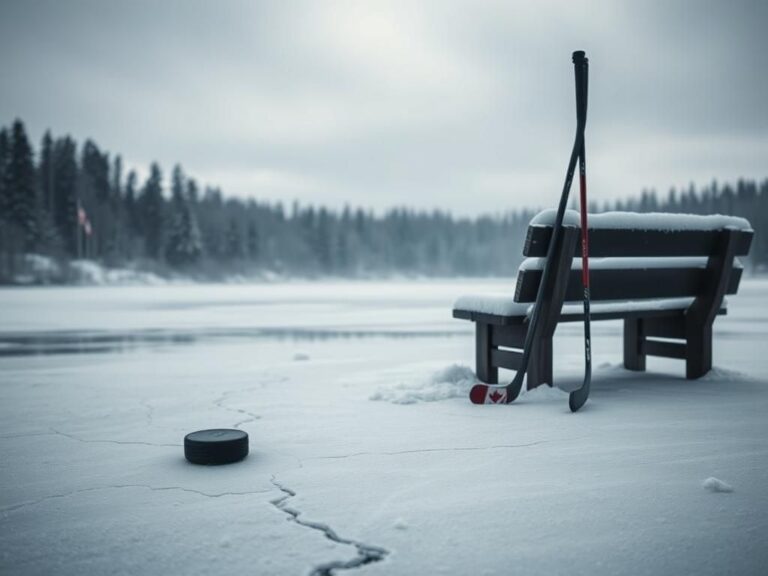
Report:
518,383,569,400
1,278,767,576
369,364,478,404
702,477,734,493
393,518,409,530
293,352,311,361
531,209,753,231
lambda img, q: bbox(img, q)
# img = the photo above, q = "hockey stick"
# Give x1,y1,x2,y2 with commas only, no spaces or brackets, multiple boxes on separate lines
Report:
568,59,591,411
470,51,589,405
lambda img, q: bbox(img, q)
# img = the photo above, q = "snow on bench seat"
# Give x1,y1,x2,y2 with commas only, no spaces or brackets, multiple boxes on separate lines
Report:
531,209,752,231
518,256,744,271
453,293,726,319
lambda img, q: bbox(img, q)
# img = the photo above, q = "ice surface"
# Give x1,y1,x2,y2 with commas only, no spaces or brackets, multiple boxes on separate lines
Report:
531,209,753,231
1,278,767,575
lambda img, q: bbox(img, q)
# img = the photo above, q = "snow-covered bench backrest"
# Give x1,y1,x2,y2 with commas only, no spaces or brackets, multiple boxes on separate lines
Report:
514,210,753,304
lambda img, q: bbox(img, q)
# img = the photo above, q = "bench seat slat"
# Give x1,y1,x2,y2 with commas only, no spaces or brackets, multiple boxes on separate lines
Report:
525,226,753,258
452,303,727,326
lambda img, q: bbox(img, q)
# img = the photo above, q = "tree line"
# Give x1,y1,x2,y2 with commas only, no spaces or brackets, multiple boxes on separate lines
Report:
1,118,766,283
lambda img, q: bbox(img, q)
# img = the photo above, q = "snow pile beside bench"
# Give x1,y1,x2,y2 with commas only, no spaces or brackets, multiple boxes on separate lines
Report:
369,364,478,404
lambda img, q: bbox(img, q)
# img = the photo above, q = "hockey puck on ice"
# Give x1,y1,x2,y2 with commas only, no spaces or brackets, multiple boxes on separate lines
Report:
184,429,249,465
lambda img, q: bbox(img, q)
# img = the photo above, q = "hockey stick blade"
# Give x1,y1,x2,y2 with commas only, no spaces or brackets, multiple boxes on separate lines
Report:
469,382,524,405
568,376,590,412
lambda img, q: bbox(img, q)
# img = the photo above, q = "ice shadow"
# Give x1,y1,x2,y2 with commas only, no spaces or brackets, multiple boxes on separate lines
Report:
553,362,762,397
0,326,470,358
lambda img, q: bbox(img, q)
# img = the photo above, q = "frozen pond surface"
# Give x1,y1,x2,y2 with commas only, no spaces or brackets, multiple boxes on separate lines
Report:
1,279,767,575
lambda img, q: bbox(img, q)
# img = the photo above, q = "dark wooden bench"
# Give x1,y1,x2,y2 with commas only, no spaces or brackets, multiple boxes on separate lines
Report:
453,211,753,389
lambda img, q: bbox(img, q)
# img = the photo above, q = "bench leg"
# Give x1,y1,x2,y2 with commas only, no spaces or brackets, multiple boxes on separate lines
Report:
475,323,498,384
527,337,553,390
686,324,712,379
624,318,646,371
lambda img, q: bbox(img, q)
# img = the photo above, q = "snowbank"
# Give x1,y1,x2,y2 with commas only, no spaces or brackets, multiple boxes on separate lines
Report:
531,209,752,231
369,364,478,404
368,364,571,405
11,254,62,285
67,260,167,286
702,477,734,493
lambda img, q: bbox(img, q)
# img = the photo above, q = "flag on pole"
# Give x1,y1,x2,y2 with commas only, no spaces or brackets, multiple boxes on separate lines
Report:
77,203,93,236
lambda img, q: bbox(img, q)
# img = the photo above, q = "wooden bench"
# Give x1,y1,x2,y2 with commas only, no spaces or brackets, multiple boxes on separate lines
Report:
453,210,753,389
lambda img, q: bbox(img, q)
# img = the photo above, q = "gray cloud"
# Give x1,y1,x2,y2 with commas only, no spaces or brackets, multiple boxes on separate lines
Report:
1,0,766,215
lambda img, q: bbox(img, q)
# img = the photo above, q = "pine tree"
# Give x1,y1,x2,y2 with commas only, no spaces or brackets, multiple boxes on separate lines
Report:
185,178,199,204
224,216,243,260
0,129,9,219
39,131,54,213
315,207,332,271
111,156,122,198
140,163,164,259
124,170,138,234
0,128,11,278
6,120,38,249
198,187,224,259
165,165,202,267
246,219,260,262
52,137,79,256
165,202,202,268
33,131,63,253
80,140,110,203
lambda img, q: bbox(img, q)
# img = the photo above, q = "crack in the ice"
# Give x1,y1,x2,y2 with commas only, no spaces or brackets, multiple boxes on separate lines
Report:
0,431,58,440
270,477,388,576
49,427,180,448
1,484,272,515
212,376,288,429
213,386,263,428
307,440,550,461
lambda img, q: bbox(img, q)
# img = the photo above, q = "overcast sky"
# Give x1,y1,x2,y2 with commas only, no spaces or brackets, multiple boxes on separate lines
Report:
1,0,766,215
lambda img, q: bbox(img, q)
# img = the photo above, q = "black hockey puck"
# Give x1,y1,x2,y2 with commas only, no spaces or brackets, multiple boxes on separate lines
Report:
184,429,249,465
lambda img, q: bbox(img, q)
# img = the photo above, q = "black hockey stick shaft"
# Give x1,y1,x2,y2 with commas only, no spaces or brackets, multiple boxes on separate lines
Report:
568,51,591,411
504,51,588,400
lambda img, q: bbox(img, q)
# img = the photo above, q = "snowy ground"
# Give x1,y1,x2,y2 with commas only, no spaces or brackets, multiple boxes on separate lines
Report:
1,279,767,575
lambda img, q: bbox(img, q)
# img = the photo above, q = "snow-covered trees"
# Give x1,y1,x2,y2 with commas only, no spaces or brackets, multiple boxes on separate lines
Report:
1,117,768,283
